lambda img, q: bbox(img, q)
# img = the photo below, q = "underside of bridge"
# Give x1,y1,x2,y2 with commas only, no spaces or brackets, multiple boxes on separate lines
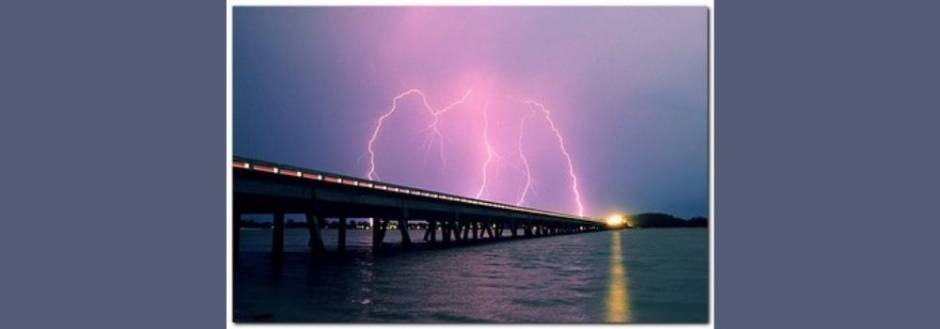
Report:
232,157,606,259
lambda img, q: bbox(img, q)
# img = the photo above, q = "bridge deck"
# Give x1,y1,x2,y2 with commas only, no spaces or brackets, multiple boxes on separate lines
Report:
232,156,606,257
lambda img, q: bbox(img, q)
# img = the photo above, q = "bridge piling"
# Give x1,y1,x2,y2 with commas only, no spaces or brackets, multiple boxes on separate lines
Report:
273,212,285,259
338,217,347,252
423,224,430,241
306,213,325,254
372,218,386,252
442,220,452,243
398,218,411,247
450,219,460,242
233,211,241,256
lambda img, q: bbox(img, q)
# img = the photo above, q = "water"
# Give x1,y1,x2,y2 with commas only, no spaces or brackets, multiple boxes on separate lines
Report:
234,228,708,323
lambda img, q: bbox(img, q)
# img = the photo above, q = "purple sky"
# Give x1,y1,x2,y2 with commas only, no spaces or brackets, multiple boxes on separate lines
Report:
234,7,708,218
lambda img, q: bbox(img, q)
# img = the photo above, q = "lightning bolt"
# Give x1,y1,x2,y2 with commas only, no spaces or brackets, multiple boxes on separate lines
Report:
422,89,473,166
475,99,496,199
366,89,472,180
524,100,585,217
515,109,535,206
366,89,588,217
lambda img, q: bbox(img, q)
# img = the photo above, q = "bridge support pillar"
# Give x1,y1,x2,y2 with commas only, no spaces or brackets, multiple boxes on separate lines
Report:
462,221,470,241
472,221,479,240
442,220,452,244
451,220,461,242
429,220,437,243
306,213,325,254
511,222,517,238
273,212,285,259
233,211,241,255
233,210,242,269
398,218,411,247
338,217,347,252
423,223,430,241
372,218,386,252
484,221,494,239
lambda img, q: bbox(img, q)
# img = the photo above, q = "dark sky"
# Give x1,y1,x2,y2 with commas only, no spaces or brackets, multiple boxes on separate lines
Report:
234,7,708,219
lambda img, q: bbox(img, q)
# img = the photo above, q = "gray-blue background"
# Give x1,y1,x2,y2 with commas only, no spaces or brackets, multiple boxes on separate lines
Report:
2,1,939,328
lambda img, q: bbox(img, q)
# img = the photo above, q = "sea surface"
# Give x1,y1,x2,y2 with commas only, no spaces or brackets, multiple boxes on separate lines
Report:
234,227,708,323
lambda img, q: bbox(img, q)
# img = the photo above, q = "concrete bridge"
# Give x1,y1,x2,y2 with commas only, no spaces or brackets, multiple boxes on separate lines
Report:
233,156,607,258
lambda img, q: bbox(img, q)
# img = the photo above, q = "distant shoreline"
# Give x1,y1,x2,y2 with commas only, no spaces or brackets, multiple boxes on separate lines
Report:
625,213,708,229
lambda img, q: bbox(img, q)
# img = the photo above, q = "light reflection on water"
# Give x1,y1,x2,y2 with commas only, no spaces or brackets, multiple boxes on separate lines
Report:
606,231,631,322
235,228,707,323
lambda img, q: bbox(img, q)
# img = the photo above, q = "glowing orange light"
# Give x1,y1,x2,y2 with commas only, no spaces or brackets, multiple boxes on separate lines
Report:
606,214,626,227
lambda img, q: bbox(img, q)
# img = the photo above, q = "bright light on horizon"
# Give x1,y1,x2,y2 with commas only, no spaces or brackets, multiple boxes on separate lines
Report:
606,214,627,227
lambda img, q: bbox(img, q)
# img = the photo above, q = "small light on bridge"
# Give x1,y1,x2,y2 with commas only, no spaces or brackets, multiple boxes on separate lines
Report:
273,167,279,174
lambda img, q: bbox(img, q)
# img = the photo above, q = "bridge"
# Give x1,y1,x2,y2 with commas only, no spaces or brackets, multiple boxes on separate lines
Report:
233,156,607,258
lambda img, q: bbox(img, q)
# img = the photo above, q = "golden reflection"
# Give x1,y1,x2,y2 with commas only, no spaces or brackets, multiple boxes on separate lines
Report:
606,231,631,322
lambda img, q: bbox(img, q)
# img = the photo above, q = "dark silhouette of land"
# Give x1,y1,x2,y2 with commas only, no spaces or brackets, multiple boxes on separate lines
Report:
627,213,708,228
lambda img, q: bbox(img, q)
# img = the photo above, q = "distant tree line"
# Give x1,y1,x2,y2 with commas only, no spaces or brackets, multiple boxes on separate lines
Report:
627,213,708,228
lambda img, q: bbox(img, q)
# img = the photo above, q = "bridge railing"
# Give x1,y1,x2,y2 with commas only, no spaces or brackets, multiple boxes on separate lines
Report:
232,156,600,224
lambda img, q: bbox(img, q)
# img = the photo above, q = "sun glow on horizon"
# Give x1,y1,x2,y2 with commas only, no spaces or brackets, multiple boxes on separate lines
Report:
606,213,627,228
